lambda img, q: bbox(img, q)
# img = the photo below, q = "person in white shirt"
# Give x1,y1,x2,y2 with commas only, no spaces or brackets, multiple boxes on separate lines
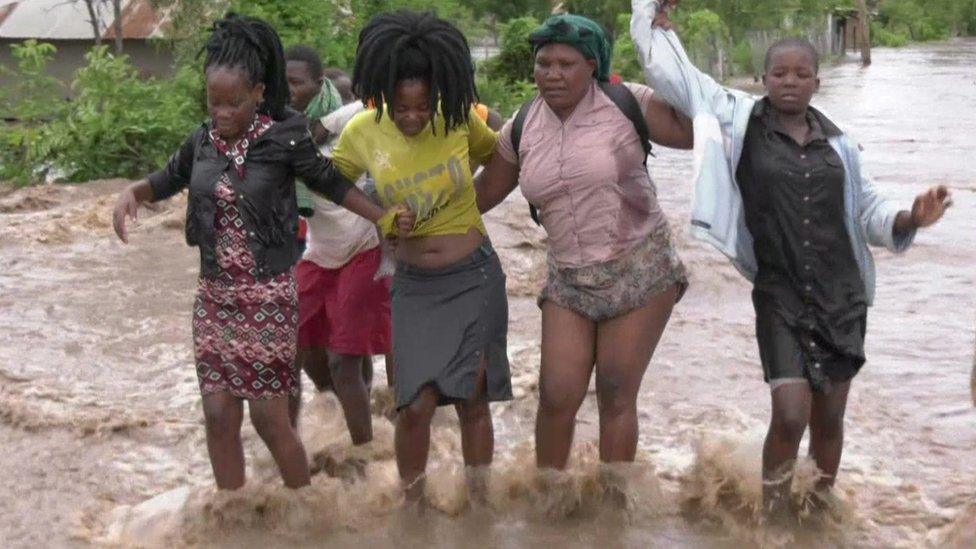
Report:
286,51,392,446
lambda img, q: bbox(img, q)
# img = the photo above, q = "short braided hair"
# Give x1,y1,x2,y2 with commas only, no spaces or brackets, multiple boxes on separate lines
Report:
202,13,289,120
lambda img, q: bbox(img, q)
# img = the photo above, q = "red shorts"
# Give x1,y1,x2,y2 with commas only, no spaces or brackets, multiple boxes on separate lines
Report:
297,247,392,356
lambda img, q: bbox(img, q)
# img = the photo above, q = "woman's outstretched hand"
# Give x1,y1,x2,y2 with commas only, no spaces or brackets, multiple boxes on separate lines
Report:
910,185,952,228
112,186,141,244
895,185,952,236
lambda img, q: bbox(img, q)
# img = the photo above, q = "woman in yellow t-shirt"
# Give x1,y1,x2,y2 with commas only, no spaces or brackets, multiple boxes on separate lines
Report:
331,10,511,501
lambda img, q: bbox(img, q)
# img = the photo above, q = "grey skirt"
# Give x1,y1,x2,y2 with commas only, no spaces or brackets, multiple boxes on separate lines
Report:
391,239,512,409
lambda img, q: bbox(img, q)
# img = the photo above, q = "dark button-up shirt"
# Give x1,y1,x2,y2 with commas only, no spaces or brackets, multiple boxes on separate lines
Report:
737,99,868,387
148,109,354,279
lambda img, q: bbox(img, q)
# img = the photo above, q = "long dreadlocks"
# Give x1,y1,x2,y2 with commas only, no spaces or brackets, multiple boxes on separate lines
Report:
202,13,289,121
353,10,478,134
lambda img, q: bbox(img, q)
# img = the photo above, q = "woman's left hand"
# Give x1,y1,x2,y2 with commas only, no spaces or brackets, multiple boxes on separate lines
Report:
910,185,952,228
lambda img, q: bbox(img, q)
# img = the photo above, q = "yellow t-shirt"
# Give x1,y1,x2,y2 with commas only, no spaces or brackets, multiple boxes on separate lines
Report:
331,107,497,237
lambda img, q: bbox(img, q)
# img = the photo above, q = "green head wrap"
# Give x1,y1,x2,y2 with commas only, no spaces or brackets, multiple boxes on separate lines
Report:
295,79,344,217
529,14,613,82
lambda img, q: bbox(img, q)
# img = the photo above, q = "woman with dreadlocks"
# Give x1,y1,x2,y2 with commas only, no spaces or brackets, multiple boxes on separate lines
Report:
329,10,511,501
111,14,391,489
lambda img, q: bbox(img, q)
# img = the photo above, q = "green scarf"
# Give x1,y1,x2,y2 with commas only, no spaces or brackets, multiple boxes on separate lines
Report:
296,78,344,217
529,14,613,82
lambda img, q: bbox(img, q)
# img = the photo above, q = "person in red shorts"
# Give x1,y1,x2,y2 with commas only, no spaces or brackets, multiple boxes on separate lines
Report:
285,46,392,446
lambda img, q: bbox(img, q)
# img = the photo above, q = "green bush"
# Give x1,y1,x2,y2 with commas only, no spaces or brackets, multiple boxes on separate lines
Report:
871,22,910,47
731,40,756,76
42,47,205,182
2,44,205,185
0,40,67,184
0,40,66,121
476,75,536,118
482,16,539,84
612,13,644,83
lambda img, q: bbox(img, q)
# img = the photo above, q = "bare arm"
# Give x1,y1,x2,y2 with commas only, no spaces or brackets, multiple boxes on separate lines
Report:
475,152,520,214
113,129,198,244
338,186,387,224
646,94,694,149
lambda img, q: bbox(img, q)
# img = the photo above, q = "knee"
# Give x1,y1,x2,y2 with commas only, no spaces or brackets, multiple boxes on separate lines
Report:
329,356,365,387
595,370,636,419
814,409,846,438
204,406,240,440
250,408,291,443
398,390,437,429
770,409,808,442
538,383,584,419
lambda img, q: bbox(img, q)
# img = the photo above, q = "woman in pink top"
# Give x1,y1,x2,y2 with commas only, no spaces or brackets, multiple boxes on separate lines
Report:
476,14,693,483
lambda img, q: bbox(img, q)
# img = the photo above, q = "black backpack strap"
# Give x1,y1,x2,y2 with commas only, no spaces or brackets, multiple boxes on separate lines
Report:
597,81,653,165
510,98,534,162
510,97,543,226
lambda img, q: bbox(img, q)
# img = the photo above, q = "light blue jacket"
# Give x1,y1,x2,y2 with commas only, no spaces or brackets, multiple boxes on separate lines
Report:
630,0,915,305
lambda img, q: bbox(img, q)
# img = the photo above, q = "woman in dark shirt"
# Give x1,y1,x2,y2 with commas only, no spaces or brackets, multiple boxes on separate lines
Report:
648,2,952,526
111,15,392,490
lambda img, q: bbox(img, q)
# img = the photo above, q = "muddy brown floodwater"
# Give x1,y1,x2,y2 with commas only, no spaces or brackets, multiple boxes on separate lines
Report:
1,40,975,548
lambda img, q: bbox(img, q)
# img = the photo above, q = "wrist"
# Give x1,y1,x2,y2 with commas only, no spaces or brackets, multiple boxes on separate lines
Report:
895,209,917,235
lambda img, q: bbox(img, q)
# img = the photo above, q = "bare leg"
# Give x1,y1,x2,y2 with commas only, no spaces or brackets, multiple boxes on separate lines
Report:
249,397,311,488
808,381,852,491
395,384,439,500
301,347,334,391
762,381,812,521
455,363,493,467
455,364,493,503
385,353,396,388
594,286,677,463
361,355,374,391
535,302,596,470
288,372,302,430
202,392,246,490
330,353,374,445
289,347,330,428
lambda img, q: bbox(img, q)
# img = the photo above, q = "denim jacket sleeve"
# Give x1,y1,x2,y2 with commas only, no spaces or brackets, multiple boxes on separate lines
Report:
147,128,201,202
290,131,355,205
847,137,915,253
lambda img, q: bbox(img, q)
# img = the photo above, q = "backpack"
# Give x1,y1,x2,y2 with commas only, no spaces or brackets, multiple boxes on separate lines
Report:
510,81,654,226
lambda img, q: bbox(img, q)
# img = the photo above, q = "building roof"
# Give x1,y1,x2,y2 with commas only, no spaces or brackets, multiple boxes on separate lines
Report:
0,0,166,40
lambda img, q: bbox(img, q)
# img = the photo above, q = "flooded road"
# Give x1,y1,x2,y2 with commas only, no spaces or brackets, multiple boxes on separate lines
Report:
1,40,974,547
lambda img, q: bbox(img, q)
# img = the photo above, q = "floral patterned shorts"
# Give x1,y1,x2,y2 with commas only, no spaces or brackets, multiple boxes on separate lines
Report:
539,226,689,322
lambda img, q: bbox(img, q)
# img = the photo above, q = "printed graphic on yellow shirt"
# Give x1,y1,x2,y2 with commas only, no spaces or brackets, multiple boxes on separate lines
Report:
382,154,468,228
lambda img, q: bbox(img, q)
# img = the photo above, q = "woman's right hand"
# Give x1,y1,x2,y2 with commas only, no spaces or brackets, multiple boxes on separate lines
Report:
112,186,140,244
396,208,416,238
377,205,415,239
653,0,679,30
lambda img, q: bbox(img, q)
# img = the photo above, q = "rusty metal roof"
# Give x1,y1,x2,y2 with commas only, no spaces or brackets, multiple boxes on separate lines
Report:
0,0,166,40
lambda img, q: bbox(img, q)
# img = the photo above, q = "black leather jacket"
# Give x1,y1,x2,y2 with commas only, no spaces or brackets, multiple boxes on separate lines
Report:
148,110,353,279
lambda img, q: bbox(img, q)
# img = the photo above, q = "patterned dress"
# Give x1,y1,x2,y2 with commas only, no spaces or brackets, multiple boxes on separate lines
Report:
192,115,299,400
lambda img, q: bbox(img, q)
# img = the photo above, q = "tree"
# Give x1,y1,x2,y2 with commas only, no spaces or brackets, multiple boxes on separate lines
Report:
470,0,551,22
76,0,104,45
112,0,123,54
854,0,871,64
